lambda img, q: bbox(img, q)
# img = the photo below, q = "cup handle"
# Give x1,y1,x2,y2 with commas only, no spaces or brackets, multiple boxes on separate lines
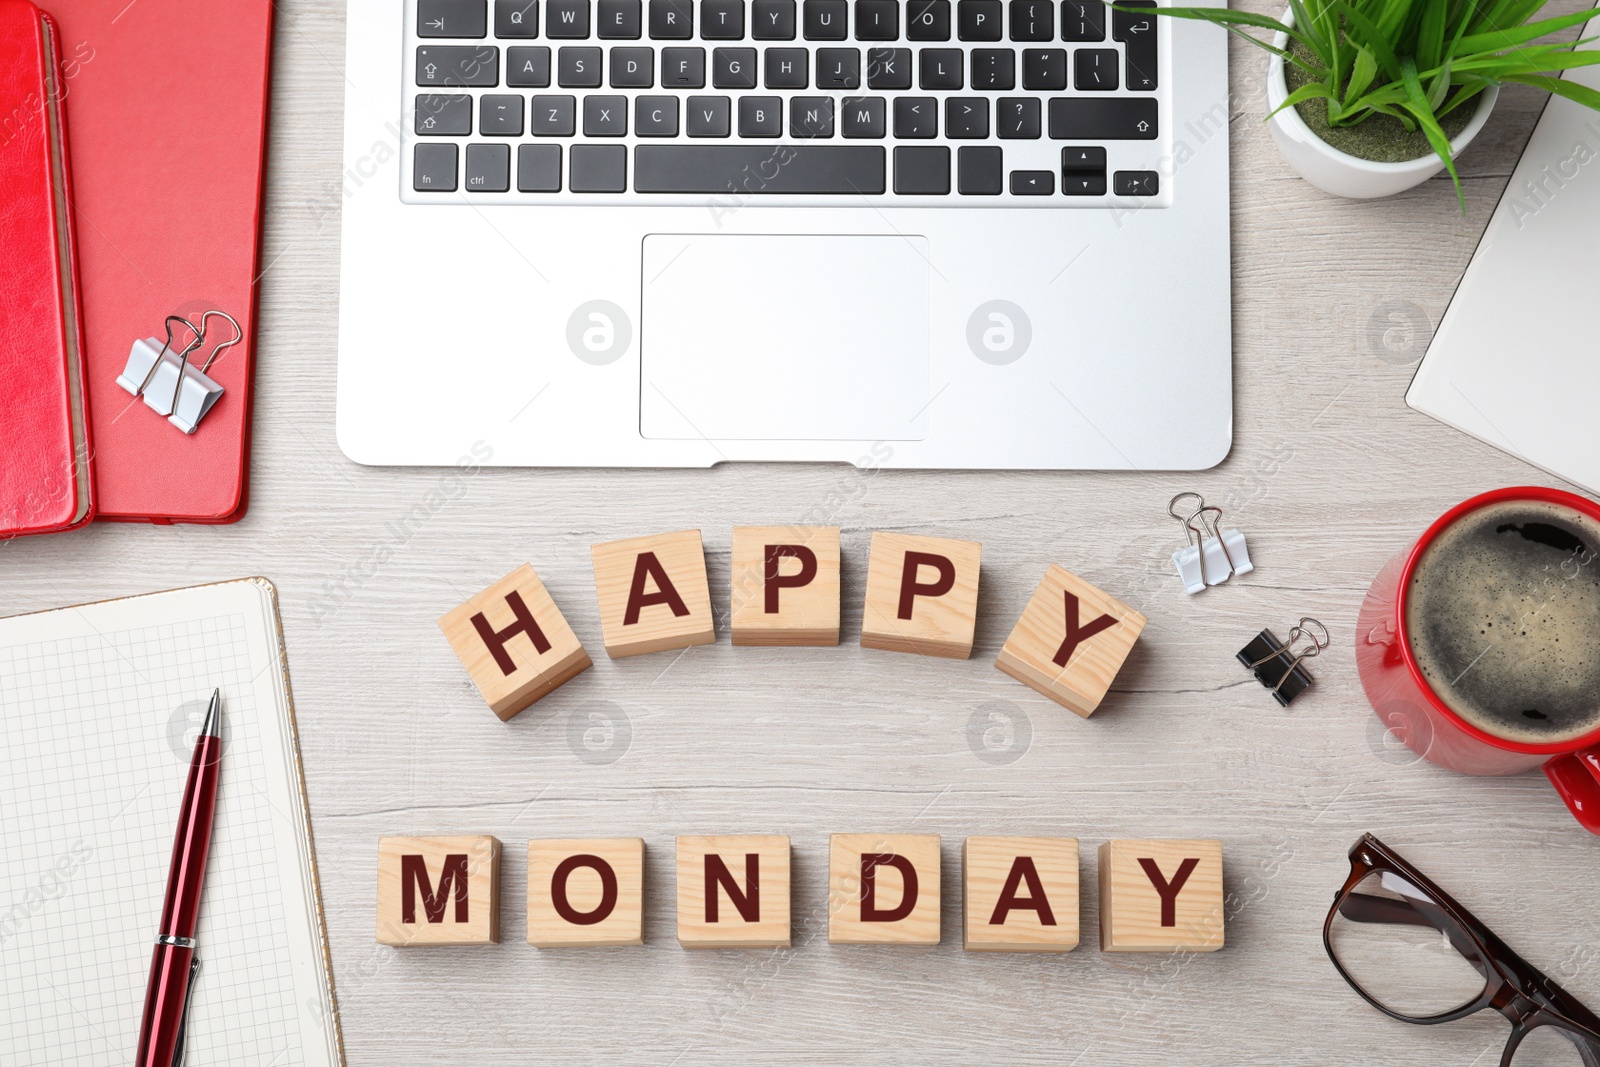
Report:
1544,747,1600,835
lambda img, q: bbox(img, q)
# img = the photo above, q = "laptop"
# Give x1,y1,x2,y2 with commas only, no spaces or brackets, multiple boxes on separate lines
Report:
336,0,1232,469
1408,28,1600,496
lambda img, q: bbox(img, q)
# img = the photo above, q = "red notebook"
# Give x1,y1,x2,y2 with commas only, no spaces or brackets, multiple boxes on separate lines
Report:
0,0,93,538
54,0,275,523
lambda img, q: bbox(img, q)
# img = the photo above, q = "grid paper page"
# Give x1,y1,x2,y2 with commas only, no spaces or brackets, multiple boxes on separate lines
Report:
0,580,340,1066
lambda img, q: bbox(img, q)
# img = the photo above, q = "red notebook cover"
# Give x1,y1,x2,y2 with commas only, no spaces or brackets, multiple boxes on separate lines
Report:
54,0,274,523
0,0,93,538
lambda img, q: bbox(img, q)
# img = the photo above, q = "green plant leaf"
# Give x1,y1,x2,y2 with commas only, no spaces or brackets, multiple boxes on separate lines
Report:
1418,0,1448,71
1329,0,1406,82
1456,9,1600,54
1503,72,1600,111
1266,81,1336,122
1400,57,1465,211
1343,44,1380,105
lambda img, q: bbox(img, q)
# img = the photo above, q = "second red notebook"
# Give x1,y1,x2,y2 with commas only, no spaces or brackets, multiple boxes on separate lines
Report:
55,0,274,523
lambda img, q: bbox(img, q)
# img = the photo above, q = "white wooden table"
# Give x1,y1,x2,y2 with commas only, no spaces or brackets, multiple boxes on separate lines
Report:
5,2,1599,1063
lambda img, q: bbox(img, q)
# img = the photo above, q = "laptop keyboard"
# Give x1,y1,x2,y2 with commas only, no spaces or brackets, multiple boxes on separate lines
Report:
403,0,1169,203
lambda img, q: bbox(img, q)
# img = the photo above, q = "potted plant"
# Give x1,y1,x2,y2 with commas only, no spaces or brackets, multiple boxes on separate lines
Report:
1144,0,1600,203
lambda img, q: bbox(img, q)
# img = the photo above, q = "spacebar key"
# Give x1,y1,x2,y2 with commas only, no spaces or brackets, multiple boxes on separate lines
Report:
634,145,886,194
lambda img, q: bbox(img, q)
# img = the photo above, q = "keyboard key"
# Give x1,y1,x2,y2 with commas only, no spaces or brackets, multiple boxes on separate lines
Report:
996,96,1040,137
893,96,937,137
420,0,488,37
945,96,988,138
840,95,886,137
610,46,655,85
790,96,835,136
507,45,552,84
920,49,962,89
495,0,540,35
854,0,898,39
479,94,525,133
415,94,473,135
1063,170,1106,194
414,143,458,191
957,0,1002,39
1022,48,1066,89
1113,0,1156,89
713,47,758,87
1113,169,1159,195
1060,0,1103,40
558,46,603,85
649,0,694,37
971,48,1014,89
816,48,861,88
662,46,706,85
907,0,951,39
1060,145,1104,169
571,144,627,190
634,144,885,192
1075,48,1118,90
417,45,500,86
636,95,680,134
686,95,732,135
532,93,577,133
739,95,782,135
764,47,808,87
753,0,797,37
1011,168,1052,193
703,0,745,37
866,47,911,89
584,94,628,134
1008,0,1051,40
803,0,848,39
598,0,642,35
547,0,590,35
1048,97,1156,137
466,143,511,189
518,143,563,189
958,145,1002,193
894,145,948,193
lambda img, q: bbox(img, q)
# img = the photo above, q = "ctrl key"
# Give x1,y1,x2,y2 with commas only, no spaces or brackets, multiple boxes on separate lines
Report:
414,143,459,191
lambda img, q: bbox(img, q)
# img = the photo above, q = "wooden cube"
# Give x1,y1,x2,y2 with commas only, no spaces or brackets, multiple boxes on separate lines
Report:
591,531,715,658
376,835,500,946
963,837,1079,952
996,565,1147,718
860,533,982,659
675,835,791,947
827,833,941,945
730,527,841,647
437,564,593,720
527,838,645,947
1099,839,1224,953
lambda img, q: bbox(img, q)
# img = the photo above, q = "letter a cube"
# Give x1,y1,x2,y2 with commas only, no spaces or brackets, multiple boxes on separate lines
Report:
376,835,501,946
591,531,715,658
828,833,941,945
963,836,1080,952
438,564,592,720
996,565,1146,717
1099,839,1224,953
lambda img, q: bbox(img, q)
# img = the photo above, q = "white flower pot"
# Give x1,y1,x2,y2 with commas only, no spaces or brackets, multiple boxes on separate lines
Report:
1265,18,1499,199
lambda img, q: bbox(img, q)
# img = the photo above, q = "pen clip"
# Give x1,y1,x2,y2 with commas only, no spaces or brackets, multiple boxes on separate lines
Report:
171,957,201,1067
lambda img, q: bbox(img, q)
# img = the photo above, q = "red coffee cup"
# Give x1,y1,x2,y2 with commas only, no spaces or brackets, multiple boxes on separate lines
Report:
1356,486,1600,834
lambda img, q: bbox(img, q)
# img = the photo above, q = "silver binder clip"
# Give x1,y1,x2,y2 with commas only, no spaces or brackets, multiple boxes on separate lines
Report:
1168,492,1253,594
116,311,240,434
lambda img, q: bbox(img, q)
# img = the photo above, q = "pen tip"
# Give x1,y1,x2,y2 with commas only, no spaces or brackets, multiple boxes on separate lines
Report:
200,690,222,738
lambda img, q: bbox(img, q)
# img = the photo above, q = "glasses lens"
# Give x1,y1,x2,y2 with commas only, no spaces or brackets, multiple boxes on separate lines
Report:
1510,1025,1593,1066
1328,870,1489,1018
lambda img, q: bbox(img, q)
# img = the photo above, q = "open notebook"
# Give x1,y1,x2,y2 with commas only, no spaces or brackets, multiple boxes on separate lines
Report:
0,579,343,1065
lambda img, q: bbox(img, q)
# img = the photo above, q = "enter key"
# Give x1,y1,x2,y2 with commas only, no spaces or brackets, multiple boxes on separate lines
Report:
1112,0,1157,90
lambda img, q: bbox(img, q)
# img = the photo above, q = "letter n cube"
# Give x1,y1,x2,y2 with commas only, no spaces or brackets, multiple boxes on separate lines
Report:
376,835,501,946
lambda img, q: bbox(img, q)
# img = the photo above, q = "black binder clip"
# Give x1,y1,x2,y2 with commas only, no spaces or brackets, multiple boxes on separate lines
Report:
1237,617,1328,706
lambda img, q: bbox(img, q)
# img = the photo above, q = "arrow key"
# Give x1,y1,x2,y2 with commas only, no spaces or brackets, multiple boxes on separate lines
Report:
1009,169,1053,195
419,0,489,37
1062,171,1106,195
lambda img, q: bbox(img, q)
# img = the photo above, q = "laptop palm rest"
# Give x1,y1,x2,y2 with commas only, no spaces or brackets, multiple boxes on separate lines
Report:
639,234,931,442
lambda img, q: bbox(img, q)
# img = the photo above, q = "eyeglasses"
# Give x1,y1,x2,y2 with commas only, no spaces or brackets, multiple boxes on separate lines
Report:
1324,833,1600,1066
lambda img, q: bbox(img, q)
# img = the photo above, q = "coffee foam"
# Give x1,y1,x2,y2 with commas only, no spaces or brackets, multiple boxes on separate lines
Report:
1405,500,1600,744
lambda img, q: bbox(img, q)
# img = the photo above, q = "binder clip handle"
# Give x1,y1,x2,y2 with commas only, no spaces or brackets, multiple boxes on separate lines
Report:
193,310,242,375
132,315,204,398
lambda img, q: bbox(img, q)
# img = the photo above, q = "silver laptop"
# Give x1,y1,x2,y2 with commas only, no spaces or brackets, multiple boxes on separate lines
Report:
336,0,1232,469
1408,28,1600,495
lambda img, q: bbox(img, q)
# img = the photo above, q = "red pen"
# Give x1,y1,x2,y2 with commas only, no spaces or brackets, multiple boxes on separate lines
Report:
135,689,223,1067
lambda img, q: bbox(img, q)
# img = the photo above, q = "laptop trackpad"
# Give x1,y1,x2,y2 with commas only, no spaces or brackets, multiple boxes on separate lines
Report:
640,234,931,441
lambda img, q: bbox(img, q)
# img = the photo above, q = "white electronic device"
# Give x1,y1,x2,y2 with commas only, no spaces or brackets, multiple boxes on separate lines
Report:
337,0,1233,469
